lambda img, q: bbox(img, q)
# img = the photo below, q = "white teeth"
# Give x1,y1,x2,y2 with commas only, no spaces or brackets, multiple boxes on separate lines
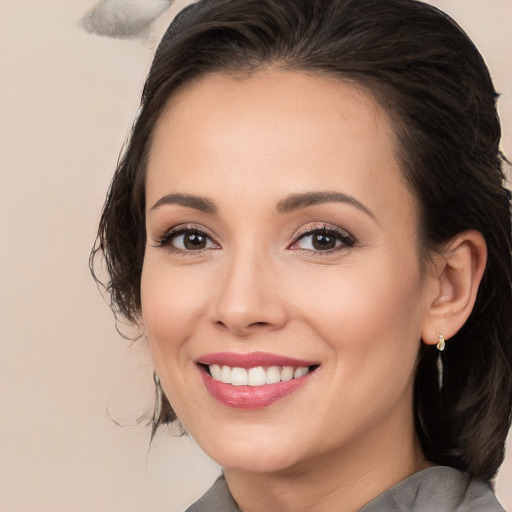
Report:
210,364,222,380
294,367,308,378
208,364,311,386
266,366,281,384
220,365,232,384
231,367,248,386
280,366,294,382
248,367,266,386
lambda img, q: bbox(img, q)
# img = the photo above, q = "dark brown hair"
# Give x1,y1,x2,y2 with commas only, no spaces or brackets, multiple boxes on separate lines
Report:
91,0,512,480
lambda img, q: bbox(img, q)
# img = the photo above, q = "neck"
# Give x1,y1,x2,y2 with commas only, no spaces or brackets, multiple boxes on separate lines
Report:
224,402,431,512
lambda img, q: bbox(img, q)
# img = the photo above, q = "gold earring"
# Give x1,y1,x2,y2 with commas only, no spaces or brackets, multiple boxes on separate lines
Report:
436,334,446,391
436,333,446,351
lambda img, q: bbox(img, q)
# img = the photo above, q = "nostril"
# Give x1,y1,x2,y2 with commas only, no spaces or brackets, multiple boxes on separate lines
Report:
247,321,274,330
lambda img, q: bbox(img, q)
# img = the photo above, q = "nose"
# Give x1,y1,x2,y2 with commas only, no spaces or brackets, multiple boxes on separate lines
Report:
210,249,288,337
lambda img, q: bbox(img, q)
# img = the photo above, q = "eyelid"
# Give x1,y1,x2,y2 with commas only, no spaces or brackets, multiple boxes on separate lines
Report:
288,222,356,252
293,222,350,238
154,223,220,250
152,222,355,254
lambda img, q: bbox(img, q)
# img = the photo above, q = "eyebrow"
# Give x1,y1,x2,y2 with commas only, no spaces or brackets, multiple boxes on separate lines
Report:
276,191,376,220
151,193,217,213
150,190,376,220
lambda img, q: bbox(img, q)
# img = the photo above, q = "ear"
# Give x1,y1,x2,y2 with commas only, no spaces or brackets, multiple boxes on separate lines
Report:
421,230,487,346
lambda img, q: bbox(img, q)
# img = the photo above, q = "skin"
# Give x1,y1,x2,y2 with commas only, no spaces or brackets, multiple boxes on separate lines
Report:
140,70,486,512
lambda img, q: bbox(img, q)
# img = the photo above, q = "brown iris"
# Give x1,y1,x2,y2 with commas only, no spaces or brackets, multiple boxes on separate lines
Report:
312,233,337,250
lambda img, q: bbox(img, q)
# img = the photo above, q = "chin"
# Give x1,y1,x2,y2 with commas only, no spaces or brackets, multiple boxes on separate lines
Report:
214,449,300,474
192,428,304,474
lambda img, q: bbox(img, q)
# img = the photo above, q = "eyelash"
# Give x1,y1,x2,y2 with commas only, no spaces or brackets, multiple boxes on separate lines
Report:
155,224,356,255
290,224,356,254
155,225,219,254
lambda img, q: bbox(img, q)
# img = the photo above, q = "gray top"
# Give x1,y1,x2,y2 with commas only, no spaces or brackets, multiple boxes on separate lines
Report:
185,466,505,511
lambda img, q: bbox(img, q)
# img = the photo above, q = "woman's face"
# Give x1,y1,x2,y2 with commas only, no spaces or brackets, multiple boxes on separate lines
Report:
141,70,436,473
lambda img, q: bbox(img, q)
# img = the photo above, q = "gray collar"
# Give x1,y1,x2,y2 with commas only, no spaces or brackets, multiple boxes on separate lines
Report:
186,466,504,512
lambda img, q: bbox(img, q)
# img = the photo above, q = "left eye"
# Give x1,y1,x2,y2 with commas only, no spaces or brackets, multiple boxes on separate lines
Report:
291,229,354,252
162,229,218,251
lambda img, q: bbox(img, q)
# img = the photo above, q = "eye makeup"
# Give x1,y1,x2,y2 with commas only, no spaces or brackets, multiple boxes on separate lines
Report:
289,223,356,254
152,220,356,257
154,224,220,254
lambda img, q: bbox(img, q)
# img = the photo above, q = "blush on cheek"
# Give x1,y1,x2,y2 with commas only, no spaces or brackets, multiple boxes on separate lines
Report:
302,264,423,358
141,273,208,361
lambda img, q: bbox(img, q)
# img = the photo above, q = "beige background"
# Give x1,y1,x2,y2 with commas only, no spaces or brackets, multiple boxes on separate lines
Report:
0,1,510,510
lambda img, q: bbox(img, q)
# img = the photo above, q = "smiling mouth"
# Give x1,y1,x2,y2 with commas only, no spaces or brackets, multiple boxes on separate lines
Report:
195,352,320,408
198,363,319,386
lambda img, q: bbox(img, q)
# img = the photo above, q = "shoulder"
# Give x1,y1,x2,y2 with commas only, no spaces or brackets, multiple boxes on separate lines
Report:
186,467,504,512
359,466,505,512
185,474,240,512
459,476,506,512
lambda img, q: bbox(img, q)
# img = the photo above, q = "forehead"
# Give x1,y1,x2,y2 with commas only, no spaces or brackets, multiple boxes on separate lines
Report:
151,70,391,161
145,69,413,226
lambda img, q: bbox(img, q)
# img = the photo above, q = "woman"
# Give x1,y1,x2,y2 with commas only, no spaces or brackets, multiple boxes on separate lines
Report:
91,0,512,510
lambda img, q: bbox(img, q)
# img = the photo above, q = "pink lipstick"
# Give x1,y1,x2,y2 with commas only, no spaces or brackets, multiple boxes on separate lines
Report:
196,351,319,409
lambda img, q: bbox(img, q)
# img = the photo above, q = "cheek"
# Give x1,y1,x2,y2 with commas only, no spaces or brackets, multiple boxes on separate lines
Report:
140,258,208,361
300,258,425,380
303,255,423,330
295,264,425,444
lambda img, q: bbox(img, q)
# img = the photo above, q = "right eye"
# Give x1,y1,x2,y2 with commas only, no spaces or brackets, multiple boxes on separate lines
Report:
157,227,219,252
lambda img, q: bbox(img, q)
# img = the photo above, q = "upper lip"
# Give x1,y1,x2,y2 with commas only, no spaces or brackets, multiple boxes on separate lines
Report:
196,351,319,368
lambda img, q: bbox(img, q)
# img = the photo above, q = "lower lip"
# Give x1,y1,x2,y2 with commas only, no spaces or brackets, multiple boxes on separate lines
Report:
199,368,313,409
